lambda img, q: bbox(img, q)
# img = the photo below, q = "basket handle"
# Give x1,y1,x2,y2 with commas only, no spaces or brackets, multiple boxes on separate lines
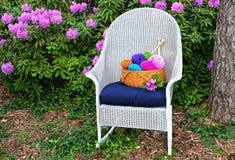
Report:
151,38,165,55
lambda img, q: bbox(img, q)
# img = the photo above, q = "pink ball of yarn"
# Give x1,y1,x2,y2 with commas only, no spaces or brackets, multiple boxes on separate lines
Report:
148,55,165,69
140,60,157,70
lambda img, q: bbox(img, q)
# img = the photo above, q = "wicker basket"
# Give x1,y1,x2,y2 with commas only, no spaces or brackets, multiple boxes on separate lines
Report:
120,68,166,88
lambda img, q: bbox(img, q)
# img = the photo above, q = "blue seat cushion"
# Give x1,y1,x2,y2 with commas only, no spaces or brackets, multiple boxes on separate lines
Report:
100,82,166,107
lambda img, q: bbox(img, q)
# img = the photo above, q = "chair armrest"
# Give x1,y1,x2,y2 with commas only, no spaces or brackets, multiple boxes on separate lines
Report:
86,55,108,104
165,77,181,108
165,50,182,107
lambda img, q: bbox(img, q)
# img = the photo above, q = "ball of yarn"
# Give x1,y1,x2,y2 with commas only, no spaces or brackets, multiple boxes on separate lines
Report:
140,60,157,70
144,52,152,59
128,64,143,71
131,53,146,64
148,55,165,69
121,59,132,69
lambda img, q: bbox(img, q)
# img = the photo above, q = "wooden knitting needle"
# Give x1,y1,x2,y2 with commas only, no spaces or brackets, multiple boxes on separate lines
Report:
151,38,165,55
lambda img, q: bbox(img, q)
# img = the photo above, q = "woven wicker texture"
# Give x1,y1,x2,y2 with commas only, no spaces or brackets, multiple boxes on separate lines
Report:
120,68,166,88
99,105,167,131
86,8,182,155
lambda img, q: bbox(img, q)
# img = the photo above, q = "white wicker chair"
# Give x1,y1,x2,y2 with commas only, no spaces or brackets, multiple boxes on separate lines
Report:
86,8,182,155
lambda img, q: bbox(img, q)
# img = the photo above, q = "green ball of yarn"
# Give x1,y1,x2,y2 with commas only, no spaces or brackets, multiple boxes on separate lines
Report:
144,52,152,59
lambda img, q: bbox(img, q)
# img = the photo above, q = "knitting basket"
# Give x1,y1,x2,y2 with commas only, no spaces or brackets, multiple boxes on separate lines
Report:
120,68,166,88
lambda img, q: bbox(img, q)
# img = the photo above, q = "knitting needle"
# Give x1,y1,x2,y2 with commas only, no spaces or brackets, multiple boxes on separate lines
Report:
151,38,165,55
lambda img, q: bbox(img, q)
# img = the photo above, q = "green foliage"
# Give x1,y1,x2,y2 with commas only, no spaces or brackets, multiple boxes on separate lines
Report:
185,105,209,120
35,117,140,159
143,74,165,91
185,107,235,153
101,128,141,159
36,117,97,159
171,1,217,108
0,0,99,100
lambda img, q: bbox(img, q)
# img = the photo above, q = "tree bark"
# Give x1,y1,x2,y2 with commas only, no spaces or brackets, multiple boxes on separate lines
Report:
208,0,235,124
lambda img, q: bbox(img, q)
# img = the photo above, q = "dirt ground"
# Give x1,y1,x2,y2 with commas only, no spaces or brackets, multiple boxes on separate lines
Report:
1,80,235,160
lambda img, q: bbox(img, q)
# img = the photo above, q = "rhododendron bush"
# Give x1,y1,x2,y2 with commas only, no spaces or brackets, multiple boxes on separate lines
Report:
0,0,219,107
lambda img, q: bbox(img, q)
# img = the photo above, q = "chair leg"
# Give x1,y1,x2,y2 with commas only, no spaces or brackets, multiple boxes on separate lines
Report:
96,126,115,148
96,125,102,148
167,105,172,156
167,128,172,155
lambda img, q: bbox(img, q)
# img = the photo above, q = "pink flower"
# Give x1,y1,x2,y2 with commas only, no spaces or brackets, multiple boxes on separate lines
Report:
146,79,157,91
21,3,32,12
82,66,92,76
154,1,167,10
79,2,88,12
92,55,99,65
70,3,88,13
103,29,108,38
207,60,214,71
0,39,6,46
18,12,32,23
93,7,98,13
1,13,14,24
171,2,184,12
38,18,50,28
96,40,104,52
192,0,203,7
1,62,14,75
66,28,78,39
208,0,220,8
8,22,28,33
86,19,97,28
16,30,29,40
140,0,152,4
70,4,80,14
48,10,63,24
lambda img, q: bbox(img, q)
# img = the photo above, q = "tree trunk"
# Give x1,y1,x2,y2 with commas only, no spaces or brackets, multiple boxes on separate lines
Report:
208,0,235,124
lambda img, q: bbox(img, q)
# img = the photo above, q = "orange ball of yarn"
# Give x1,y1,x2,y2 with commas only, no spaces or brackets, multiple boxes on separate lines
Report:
121,59,132,69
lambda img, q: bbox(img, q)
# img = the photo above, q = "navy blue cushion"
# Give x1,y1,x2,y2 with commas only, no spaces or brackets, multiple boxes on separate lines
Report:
100,82,166,107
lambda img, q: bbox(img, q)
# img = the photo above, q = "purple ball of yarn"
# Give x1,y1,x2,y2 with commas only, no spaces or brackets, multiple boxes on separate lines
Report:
131,53,146,64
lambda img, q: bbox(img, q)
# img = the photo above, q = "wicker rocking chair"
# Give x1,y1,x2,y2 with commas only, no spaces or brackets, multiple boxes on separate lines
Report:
86,8,182,155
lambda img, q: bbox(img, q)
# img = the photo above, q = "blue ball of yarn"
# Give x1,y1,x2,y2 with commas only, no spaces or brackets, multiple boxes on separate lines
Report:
128,64,143,71
131,53,146,64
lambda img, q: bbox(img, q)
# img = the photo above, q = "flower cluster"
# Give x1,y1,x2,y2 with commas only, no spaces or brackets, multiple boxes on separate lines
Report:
0,2,100,76
1,7,63,41
30,8,63,27
207,60,214,71
82,55,99,76
0,39,6,46
1,62,14,75
21,3,32,12
171,2,184,12
66,28,78,39
86,19,97,28
140,0,152,5
192,0,203,7
1,13,13,24
69,2,88,14
146,0,220,12
95,28,108,52
154,1,167,10
208,0,220,8
82,28,108,76
143,74,164,91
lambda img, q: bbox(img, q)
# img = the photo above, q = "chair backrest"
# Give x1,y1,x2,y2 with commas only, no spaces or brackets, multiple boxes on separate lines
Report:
101,8,182,83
